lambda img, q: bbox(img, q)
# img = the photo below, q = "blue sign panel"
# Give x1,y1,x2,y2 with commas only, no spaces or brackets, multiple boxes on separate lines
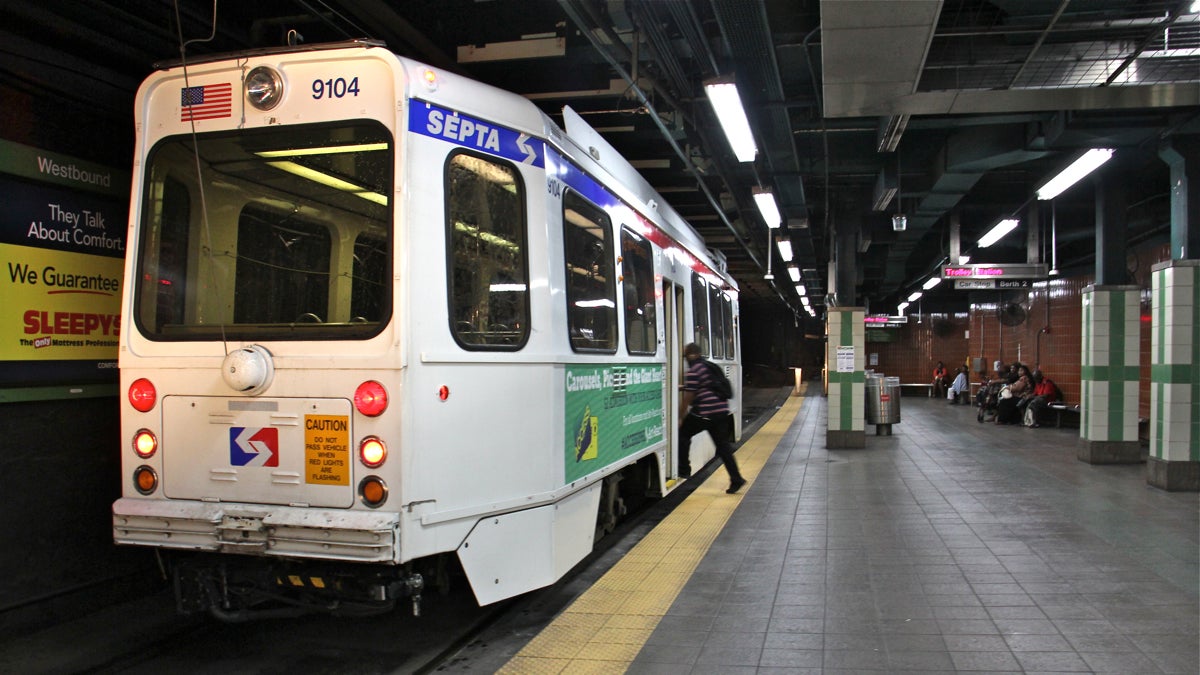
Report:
408,101,544,168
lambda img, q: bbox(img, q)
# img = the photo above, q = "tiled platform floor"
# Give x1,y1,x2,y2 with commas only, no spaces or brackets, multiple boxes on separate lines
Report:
630,390,1199,674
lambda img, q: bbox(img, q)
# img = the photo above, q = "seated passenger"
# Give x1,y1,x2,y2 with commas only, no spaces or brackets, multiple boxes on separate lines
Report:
995,364,1032,424
947,366,969,404
1022,370,1059,427
931,361,949,399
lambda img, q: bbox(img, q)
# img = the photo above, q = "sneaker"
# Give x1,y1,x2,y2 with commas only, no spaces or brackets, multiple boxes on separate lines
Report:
726,478,746,494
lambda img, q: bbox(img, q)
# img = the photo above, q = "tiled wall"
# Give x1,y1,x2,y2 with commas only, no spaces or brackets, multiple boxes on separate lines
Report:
864,314,970,386
862,243,1171,421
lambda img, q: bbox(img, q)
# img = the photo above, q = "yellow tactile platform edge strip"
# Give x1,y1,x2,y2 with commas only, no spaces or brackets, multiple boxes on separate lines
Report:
499,395,805,674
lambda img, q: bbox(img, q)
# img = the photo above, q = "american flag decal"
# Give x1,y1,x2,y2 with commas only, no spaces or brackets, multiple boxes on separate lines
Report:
180,82,233,121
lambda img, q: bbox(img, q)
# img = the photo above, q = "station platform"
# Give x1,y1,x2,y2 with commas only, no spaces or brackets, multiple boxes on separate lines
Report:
481,385,1199,674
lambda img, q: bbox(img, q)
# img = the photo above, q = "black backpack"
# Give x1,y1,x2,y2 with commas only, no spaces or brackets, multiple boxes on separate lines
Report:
702,360,734,400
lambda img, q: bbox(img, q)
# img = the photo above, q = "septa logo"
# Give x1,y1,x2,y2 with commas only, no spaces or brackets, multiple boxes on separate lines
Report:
230,427,279,467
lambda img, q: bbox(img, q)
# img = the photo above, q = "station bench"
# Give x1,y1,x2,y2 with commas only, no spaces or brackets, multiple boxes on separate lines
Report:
1045,403,1081,428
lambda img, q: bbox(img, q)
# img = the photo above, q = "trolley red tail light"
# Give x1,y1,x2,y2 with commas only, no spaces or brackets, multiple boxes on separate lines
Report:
128,378,157,412
354,381,388,416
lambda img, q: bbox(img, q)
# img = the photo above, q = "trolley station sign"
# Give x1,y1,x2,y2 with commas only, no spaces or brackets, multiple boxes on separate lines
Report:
941,263,1048,280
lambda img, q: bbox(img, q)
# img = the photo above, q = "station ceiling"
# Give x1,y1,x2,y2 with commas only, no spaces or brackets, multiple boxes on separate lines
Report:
7,1,1199,320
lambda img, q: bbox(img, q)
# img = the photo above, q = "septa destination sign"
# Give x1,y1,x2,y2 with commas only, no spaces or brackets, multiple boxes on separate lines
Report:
942,263,1048,280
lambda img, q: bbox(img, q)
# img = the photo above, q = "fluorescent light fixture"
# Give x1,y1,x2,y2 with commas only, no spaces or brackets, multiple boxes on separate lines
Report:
255,143,388,158
801,296,810,306
796,284,807,296
704,79,758,162
959,255,971,265
787,266,800,282
1036,148,1115,200
265,161,387,205
922,277,942,290
753,187,782,228
977,218,1020,248
897,301,910,313
776,238,793,262
574,299,616,309
907,291,923,302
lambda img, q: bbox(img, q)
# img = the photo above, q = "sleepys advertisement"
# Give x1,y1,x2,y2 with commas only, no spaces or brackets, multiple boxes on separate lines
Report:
0,140,128,385
564,364,666,483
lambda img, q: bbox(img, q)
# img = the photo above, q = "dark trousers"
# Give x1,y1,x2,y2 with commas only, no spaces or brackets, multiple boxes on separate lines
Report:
679,412,742,482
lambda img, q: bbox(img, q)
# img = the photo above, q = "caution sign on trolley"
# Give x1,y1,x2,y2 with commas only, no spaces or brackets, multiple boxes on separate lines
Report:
305,415,350,485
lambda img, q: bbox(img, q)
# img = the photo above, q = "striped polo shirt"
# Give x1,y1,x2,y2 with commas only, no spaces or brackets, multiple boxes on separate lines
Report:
685,359,729,417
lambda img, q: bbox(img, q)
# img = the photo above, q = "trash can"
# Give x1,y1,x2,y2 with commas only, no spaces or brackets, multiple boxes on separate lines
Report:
865,374,901,435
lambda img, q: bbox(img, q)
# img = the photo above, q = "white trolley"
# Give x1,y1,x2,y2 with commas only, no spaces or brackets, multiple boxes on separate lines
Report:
113,40,741,618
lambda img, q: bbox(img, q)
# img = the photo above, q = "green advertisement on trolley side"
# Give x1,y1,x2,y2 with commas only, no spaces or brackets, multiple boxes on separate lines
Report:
564,363,665,482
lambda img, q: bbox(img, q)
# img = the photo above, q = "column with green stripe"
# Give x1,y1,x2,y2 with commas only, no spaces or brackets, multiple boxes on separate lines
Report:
1079,285,1142,461
826,308,865,446
1149,261,1200,487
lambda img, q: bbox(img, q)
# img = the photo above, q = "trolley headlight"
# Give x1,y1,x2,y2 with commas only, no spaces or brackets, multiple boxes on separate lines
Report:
133,465,158,495
359,476,388,508
359,436,387,468
133,429,158,458
246,66,283,111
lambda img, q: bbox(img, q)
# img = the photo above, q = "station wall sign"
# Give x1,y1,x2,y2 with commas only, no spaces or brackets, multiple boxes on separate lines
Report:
942,263,1048,280
0,139,128,389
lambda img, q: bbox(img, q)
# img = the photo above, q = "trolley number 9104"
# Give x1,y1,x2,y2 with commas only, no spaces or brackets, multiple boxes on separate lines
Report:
312,77,360,99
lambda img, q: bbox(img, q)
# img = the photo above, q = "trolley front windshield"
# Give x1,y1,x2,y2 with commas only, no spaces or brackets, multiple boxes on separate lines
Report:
134,121,392,341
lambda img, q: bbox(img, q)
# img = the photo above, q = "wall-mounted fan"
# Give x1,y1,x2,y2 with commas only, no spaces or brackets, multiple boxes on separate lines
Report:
997,302,1028,327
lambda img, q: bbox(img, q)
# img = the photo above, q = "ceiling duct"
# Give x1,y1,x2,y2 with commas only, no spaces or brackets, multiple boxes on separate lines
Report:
877,114,909,152
871,164,898,211
879,124,1050,297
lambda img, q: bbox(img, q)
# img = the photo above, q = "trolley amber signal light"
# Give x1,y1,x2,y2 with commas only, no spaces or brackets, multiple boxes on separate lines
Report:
128,378,157,412
133,429,158,458
359,476,388,508
354,380,388,417
133,465,158,495
359,436,387,468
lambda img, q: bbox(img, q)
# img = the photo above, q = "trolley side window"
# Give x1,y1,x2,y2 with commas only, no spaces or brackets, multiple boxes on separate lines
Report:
133,121,392,340
620,228,656,355
690,272,709,356
446,151,529,350
721,291,736,359
708,282,725,359
563,191,616,353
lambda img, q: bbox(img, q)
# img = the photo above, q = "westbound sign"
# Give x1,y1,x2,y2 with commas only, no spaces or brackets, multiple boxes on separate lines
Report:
942,263,1048,280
